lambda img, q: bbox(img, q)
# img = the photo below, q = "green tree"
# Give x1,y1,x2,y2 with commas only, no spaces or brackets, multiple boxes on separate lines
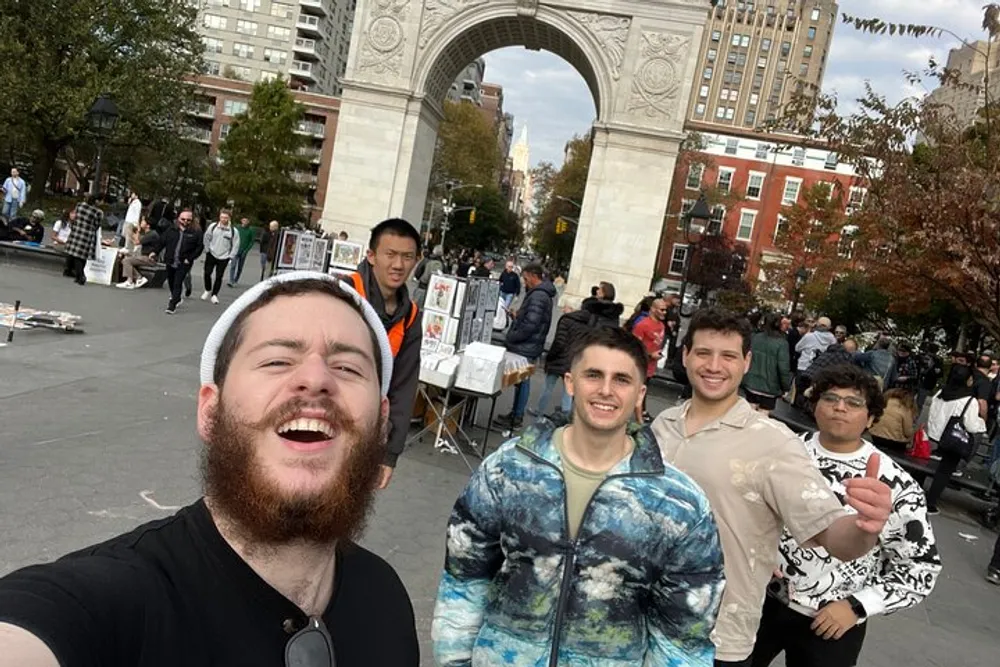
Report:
0,0,203,201
431,100,501,189
815,274,890,334
208,78,308,224
533,135,591,265
444,187,521,252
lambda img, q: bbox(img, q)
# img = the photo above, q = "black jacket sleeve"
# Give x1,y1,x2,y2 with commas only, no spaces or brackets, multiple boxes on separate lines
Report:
384,308,422,467
506,291,545,346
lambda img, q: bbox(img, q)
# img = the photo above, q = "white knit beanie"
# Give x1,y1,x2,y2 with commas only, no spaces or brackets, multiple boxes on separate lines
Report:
199,270,394,396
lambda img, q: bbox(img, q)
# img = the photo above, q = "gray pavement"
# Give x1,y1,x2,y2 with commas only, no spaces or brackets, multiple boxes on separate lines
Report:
1,252,998,666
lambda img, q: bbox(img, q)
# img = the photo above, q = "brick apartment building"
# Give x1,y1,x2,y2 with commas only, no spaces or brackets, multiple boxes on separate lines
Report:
657,122,866,296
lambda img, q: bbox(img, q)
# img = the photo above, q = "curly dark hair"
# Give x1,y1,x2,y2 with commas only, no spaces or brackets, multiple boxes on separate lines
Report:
682,307,752,355
809,364,886,422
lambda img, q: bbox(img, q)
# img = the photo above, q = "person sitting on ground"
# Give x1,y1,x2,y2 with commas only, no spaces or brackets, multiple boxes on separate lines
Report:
0,272,420,665
117,218,162,289
753,365,940,667
867,388,917,454
795,316,837,373
742,312,792,413
7,210,45,243
50,208,74,246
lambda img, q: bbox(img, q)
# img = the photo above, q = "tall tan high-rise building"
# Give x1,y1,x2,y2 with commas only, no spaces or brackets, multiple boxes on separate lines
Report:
195,0,355,96
685,0,838,130
926,40,1000,129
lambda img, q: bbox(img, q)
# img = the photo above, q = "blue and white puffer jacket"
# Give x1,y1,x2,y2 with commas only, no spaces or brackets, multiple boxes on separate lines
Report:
432,421,725,666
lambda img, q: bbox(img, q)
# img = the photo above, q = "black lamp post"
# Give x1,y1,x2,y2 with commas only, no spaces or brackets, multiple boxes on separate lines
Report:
790,265,809,314
85,94,120,198
677,194,712,311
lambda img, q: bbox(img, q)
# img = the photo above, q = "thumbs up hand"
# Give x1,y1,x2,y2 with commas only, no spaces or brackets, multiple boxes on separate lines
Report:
843,453,892,534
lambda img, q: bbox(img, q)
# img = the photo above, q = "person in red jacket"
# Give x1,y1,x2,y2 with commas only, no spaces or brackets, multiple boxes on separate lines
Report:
632,298,667,420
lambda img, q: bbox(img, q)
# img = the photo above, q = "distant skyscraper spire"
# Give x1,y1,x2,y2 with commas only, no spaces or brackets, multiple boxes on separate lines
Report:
511,123,530,174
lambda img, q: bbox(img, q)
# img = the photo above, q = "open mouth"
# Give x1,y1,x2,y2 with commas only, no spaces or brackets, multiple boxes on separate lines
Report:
277,417,335,444
590,402,618,414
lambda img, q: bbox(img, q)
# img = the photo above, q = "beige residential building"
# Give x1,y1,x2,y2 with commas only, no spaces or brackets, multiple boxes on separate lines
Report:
926,40,1000,128
196,0,355,96
685,0,838,130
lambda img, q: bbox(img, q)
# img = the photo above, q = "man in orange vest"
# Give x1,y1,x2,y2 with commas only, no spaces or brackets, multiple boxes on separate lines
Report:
348,218,421,489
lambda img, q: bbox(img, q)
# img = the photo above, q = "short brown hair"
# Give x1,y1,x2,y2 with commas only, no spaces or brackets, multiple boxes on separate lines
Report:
683,308,752,355
212,279,383,388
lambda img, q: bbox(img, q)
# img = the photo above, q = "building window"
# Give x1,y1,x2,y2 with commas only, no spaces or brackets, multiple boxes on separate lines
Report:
741,34,751,47
747,172,765,199
230,65,252,80
781,41,791,56
703,66,713,80
762,38,772,52
728,51,738,65
203,60,221,76
268,25,291,40
219,123,231,139
720,88,730,101
711,30,722,42
236,20,258,35
239,0,261,10
708,206,725,235
782,177,802,205
737,210,757,241
774,214,787,242
669,245,689,275
203,13,227,30
847,187,867,214
700,84,709,98
206,0,229,6
804,45,813,57
757,56,767,68
824,153,838,170
232,42,255,59
707,48,717,62
749,93,759,106
263,48,287,65
223,99,249,116
791,147,806,166
732,33,742,46
270,1,293,18
725,107,735,120
695,102,706,116
718,168,735,193
202,37,223,53
811,7,821,21
755,143,769,159
259,71,278,82
777,59,787,73
678,199,696,229
725,138,739,155
686,163,705,189
838,226,858,258
716,106,726,119
807,26,817,40
799,63,809,76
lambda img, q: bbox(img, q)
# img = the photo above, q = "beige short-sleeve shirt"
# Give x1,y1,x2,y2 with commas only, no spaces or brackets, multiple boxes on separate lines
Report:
651,398,845,662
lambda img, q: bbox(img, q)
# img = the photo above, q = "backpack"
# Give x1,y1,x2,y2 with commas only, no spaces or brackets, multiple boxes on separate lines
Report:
208,223,236,254
937,396,979,460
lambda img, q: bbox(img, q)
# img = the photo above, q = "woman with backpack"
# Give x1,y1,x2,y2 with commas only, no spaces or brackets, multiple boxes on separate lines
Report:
925,365,987,515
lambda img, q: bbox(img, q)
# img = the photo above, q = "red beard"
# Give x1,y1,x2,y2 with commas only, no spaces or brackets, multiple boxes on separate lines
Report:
201,394,385,546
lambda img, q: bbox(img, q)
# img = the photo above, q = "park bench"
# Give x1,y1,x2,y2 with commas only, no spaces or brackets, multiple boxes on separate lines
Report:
0,240,66,262
134,262,168,288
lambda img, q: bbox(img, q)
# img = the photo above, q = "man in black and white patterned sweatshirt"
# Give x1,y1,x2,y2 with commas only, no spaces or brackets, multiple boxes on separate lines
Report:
751,364,941,667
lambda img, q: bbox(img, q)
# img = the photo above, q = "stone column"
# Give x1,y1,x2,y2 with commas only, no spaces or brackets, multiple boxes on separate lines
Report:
318,82,439,239
563,124,681,311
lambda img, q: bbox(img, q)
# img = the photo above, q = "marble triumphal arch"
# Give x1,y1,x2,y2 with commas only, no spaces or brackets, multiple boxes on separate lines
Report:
320,0,709,307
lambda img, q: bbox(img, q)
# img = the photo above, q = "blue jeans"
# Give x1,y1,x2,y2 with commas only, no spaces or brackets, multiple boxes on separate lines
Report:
535,373,573,415
229,250,249,284
989,434,1000,470
2,200,20,219
513,380,532,419
501,292,515,308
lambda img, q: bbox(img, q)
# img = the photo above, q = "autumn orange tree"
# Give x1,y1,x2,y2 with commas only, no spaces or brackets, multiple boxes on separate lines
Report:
777,6,1000,339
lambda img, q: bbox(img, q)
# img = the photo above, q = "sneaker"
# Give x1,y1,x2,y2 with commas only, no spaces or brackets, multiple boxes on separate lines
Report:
211,295,219,304
200,290,211,301
135,276,148,288
165,307,176,315
115,281,133,289
927,507,940,516
986,569,1000,585
494,413,516,426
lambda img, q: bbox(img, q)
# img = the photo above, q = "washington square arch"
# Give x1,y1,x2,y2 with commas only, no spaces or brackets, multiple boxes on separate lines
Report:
319,0,710,308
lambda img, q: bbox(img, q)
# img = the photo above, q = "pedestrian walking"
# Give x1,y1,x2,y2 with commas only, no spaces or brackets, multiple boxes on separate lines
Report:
742,312,792,413
498,259,520,308
154,210,204,314
2,167,27,219
259,220,279,281
63,197,104,285
227,217,255,286
201,210,239,304
433,327,725,666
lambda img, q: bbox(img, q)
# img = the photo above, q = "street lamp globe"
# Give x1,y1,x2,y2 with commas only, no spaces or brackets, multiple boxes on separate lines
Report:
685,195,712,238
87,94,120,136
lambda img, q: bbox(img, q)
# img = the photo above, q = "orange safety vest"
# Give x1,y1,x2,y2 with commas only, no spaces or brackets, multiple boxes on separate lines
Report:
348,272,418,357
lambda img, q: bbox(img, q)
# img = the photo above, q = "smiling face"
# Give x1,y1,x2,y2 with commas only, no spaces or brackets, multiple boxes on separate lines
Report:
813,387,872,446
197,292,389,545
565,345,646,434
683,329,751,404
367,232,417,292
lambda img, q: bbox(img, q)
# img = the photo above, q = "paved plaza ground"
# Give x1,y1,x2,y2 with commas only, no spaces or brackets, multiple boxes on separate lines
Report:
1,251,998,666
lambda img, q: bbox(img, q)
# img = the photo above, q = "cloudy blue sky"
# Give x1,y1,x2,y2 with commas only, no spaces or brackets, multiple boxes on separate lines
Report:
483,0,987,169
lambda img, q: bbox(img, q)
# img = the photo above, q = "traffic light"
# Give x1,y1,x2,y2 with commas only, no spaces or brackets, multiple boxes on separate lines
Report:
469,208,476,225
555,217,566,234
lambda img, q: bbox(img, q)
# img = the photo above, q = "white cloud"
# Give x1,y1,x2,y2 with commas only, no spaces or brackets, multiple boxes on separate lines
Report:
482,1,989,168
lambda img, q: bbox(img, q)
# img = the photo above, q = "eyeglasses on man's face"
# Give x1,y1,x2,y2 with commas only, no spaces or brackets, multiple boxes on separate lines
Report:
818,392,867,410
285,617,335,667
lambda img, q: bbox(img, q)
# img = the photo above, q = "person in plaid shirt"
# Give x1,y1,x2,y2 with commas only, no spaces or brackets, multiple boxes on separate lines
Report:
63,197,104,285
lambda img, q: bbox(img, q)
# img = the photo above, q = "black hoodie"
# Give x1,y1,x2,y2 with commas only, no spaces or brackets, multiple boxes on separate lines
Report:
355,259,421,467
543,298,625,376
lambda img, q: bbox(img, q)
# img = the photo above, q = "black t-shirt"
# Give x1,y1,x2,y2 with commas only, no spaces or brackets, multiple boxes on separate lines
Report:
0,500,419,666
974,371,993,402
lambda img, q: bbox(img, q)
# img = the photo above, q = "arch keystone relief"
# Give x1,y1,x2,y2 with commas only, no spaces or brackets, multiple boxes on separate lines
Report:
324,0,710,309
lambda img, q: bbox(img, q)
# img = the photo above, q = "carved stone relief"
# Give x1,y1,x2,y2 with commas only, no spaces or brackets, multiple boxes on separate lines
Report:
419,0,489,49
626,31,690,121
515,0,539,17
566,11,631,80
358,0,411,78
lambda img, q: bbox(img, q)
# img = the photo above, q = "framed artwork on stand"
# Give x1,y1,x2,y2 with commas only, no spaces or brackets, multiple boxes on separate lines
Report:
277,229,301,270
294,234,315,271
425,274,459,315
330,239,365,270
310,238,329,273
